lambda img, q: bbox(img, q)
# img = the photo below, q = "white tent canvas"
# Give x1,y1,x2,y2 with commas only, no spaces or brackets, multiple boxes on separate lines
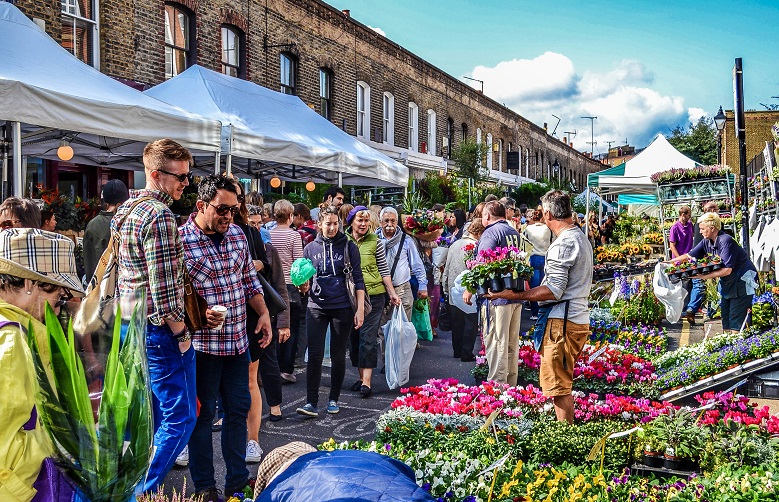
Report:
593,134,700,196
144,65,408,187
0,3,222,172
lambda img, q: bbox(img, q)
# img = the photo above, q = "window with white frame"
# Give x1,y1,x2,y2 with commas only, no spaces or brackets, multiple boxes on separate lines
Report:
221,25,243,78
356,81,370,139
382,92,395,145
279,53,296,95
486,133,493,169
61,0,99,68
164,3,193,79
319,69,333,120
427,110,436,156
408,103,418,151
476,128,482,144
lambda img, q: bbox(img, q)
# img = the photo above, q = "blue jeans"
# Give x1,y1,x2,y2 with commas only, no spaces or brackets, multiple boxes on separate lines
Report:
143,324,197,493
686,279,706,313
189,350,251,493
529,255,545,316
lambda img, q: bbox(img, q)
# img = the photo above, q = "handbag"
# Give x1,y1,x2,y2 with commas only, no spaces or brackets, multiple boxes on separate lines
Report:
73,197,154,333
183,268,208,332
257,272,287,317
343,242,372,316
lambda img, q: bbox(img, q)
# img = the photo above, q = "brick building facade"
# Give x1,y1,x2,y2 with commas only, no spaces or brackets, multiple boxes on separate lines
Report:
721,110,779,171
15,0,604,192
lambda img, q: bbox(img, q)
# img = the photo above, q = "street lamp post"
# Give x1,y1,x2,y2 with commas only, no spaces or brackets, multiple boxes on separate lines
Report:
714,106,726,165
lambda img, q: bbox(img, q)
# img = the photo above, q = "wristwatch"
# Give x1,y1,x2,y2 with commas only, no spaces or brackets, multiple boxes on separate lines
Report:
175,328,191,343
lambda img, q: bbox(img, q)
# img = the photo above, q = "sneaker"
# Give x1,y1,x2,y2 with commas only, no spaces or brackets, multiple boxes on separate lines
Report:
280,372,297,384
529,315,538,321
245,440,263,463
193,487,221,502
296,403,319,417
359,385,372,398
327,400,340,414
174,445,189,467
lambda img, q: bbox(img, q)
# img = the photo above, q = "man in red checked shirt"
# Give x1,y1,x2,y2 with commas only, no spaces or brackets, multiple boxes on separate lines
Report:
179,175,272,502
293,203,317,247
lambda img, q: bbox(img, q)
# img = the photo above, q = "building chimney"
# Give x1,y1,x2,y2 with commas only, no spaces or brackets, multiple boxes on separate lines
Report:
543,123,548,133
563,136,567,144
342,9,350,17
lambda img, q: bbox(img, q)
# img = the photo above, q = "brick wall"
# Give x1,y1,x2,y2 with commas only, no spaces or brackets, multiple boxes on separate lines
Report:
722,110,779,170
12,0,604,185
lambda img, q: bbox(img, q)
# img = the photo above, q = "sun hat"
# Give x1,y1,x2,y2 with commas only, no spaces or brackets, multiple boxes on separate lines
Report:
101,179,130,205
0,228,85,296
345,205,368,226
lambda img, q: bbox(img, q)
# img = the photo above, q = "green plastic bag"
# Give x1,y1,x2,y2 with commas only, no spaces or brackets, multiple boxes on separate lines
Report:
291,258,316,286
411,298,433,341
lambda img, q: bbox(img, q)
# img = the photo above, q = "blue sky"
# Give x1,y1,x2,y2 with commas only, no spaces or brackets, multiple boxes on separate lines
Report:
331,0,779,154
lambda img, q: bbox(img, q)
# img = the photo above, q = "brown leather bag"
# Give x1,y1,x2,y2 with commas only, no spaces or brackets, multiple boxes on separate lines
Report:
183,268,208,331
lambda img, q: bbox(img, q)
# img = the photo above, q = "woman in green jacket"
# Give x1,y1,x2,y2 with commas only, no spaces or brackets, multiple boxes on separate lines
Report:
345,206,400,397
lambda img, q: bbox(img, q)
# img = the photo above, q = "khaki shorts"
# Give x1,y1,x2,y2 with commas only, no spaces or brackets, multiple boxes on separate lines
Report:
539,318,589,397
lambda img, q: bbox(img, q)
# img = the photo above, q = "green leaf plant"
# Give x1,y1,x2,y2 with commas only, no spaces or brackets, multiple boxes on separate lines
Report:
28,299,152,502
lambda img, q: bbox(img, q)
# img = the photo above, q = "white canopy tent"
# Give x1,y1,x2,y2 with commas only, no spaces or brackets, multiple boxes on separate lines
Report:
584,134,700,222
144,65,409,187
0,2,223,194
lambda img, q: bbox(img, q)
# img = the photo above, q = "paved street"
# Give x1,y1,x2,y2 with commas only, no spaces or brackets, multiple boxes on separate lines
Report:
162,304,707,496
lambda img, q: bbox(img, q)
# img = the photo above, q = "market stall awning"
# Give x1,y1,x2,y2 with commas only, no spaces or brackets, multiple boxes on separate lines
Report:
586,134,699,198
0,3,222,171
144,65,409,187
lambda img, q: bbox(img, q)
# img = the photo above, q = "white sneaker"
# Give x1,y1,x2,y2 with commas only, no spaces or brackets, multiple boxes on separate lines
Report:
175,445,189,467
246,440,263,463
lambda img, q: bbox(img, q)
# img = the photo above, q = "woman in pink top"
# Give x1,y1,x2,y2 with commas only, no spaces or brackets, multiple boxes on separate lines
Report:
269,200,305,383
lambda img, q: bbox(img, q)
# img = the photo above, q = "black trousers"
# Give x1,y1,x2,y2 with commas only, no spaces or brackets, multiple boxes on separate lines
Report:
449,303,479,359
278,285,302,374
305,306,354,406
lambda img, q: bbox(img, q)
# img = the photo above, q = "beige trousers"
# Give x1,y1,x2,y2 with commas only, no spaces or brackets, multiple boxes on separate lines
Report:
480,302,522,386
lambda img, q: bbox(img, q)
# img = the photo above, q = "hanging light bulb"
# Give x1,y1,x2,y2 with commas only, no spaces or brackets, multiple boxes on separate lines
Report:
57,141,74,161
270,176,281,189
306,180,316,192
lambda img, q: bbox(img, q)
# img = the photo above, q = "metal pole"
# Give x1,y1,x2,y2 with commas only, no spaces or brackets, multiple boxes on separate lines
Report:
12,121,21,197
1,124,7,201
716,132,722,165
338,171,342,187
733,58,749,253
214,152,220,174
225,153,232,176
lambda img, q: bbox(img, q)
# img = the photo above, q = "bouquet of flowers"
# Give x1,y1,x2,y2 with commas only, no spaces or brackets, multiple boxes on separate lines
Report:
403,209,445,242
461,246,533,294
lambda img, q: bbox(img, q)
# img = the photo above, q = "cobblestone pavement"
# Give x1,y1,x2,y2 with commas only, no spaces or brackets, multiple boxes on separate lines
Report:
162,304,703,496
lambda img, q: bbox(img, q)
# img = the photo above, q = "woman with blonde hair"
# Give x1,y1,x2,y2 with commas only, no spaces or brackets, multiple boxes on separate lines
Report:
669,212,756,333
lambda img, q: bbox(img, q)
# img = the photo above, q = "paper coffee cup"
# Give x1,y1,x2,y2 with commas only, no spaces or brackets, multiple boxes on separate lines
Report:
212,305,228,330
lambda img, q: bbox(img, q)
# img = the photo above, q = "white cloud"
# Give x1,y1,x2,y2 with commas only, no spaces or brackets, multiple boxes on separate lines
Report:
687,107,707,125
368,25,386,37
465,55,687,153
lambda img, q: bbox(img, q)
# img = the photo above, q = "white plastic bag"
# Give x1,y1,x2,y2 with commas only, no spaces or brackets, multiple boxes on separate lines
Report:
652,262,687,323
383,306,418,389
450,270,477,314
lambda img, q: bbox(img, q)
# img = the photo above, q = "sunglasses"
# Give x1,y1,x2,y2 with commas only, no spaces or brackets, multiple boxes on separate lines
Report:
55,289,74,308
0,219,20,229
156,168,191,182
207,202,240,216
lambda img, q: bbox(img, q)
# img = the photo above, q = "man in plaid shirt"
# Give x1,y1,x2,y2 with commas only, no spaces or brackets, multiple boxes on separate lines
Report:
179,175,272,501
113,139,196,493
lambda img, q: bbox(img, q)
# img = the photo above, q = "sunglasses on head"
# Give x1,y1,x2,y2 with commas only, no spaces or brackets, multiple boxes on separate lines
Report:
156,168,191,182
0,219,20,229
207,202,240,216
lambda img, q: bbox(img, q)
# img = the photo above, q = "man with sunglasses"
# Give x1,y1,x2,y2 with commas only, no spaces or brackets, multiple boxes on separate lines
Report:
113,139,197,493
179,175,273,502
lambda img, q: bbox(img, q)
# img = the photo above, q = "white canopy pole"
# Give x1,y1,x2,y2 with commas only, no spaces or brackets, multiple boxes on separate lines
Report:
584,186,591,237
214,152,220,174
338,172,342,187
12,121,22,197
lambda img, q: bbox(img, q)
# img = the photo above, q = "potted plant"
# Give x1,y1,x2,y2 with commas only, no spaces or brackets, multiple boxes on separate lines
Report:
638,428,663,468
650,409,699,471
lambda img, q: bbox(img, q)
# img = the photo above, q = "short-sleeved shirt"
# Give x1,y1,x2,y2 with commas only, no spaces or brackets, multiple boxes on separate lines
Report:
669,220,694,256
688,231,756,298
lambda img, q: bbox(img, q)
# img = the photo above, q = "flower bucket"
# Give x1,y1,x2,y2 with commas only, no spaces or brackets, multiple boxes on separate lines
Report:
501,273,519,291
475,282,490,296
412,228,444,242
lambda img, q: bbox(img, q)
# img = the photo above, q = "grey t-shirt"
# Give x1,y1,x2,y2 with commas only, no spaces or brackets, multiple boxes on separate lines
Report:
539,226,593,325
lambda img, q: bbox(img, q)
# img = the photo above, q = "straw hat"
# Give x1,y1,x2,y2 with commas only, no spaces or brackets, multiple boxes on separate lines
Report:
0,228,85,296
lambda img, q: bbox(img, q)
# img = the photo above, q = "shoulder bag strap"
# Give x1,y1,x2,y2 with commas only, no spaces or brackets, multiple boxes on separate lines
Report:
389,232,406,278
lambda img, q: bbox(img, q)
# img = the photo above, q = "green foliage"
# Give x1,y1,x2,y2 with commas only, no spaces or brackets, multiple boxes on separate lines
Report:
667,116,718,166
29,302,152,501
451,138,489,181
700,421,779,472
418,172,458,206
400,191,429,214
525,417,631,469
611,278,665,325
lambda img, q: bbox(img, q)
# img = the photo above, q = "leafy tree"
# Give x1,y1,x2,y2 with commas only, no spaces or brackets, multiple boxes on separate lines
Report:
667,116,717,165
450,138,489,181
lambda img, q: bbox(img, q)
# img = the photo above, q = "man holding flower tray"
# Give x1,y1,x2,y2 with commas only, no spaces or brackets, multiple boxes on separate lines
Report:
484,191,592,424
